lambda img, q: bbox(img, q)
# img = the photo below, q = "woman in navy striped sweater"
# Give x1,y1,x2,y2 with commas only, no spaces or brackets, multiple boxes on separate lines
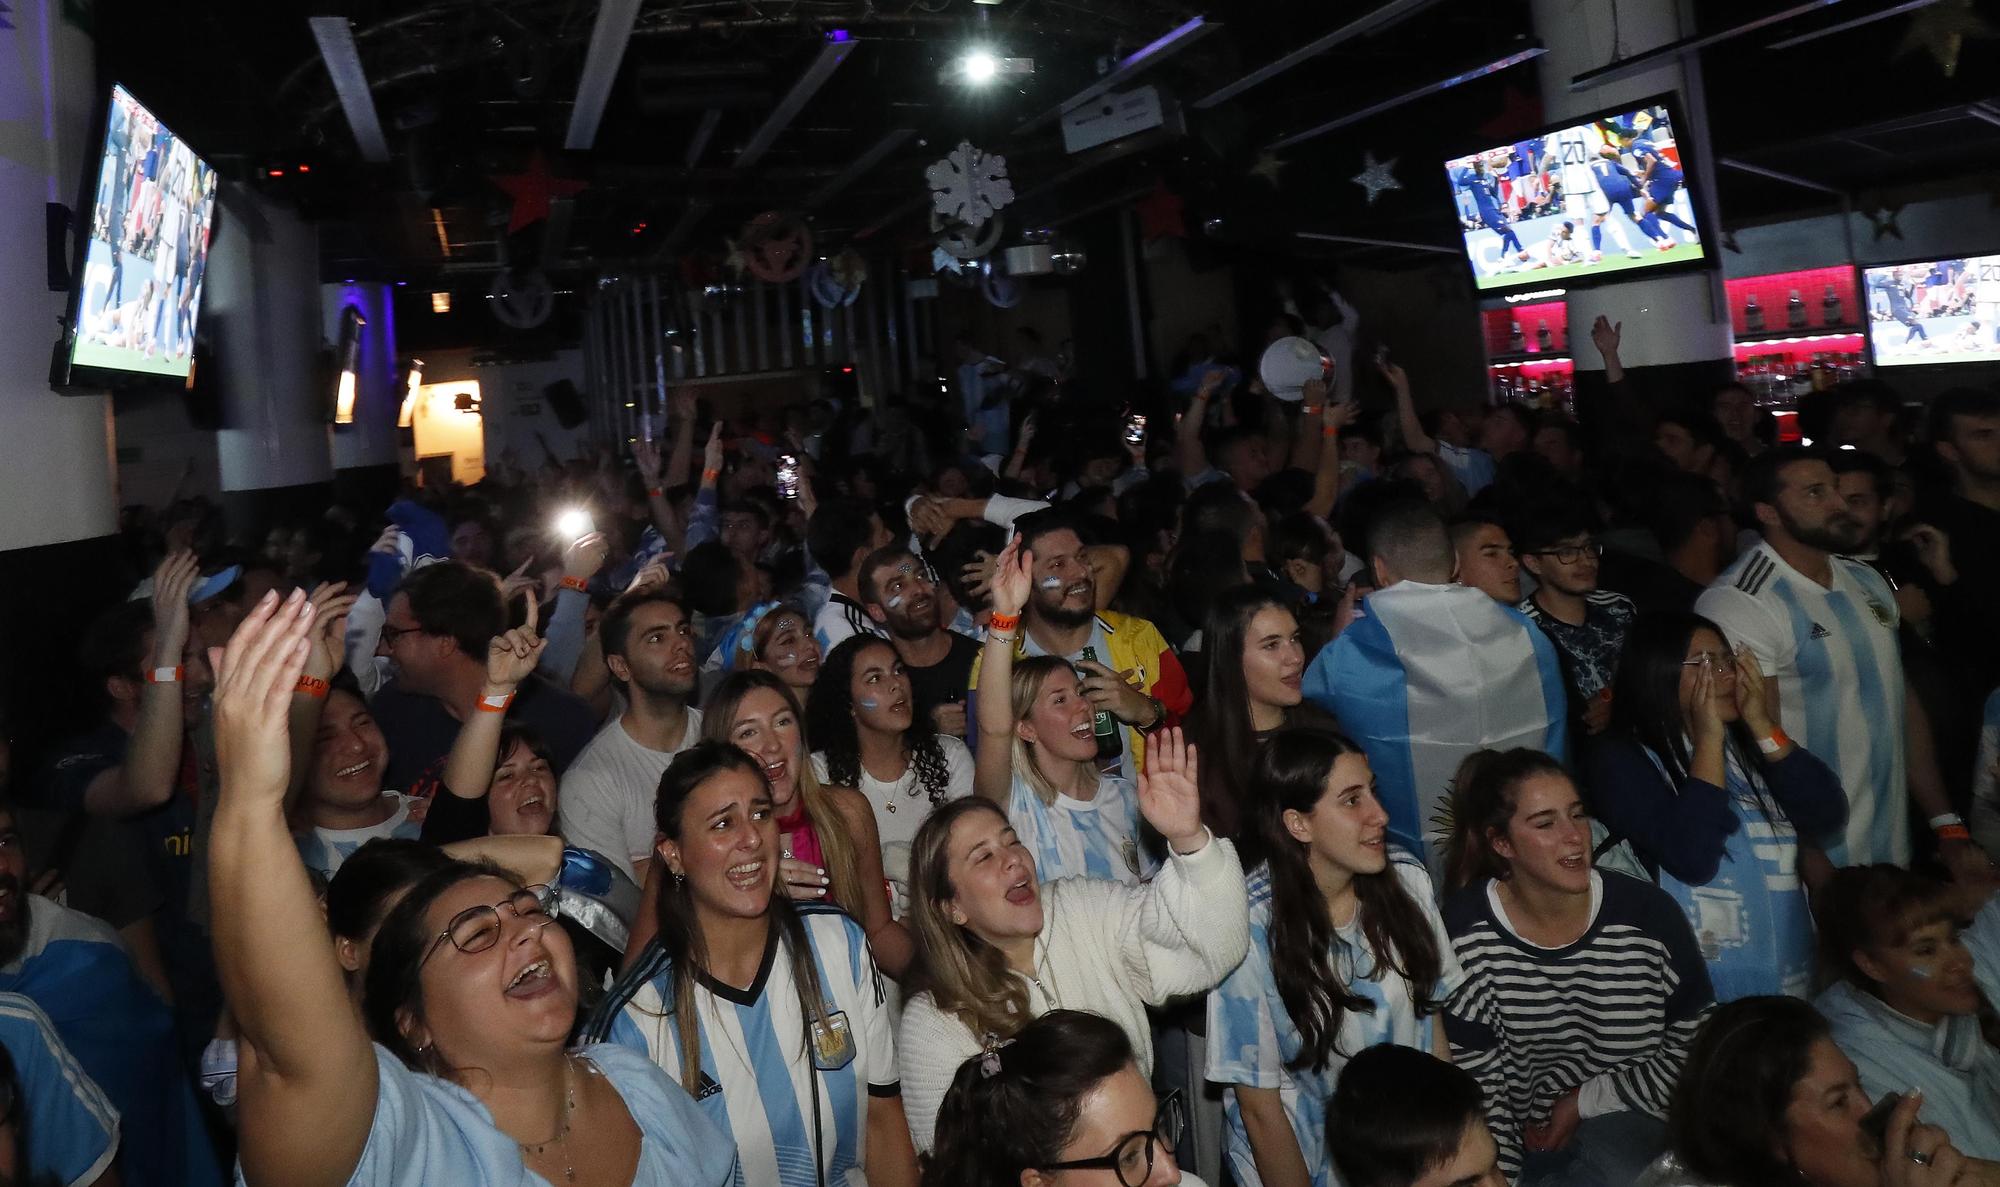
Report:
1440,749,1714,1187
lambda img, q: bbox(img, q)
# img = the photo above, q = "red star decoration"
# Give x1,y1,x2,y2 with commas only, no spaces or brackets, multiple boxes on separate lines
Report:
1478,86,1544,141
490,150,588,234
1135,180,1186,242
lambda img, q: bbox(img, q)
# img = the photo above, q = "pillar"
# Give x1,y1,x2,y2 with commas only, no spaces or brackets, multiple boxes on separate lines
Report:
206,187,334,536
325,281,403,511
1530,0,1734,403
0,0,119,552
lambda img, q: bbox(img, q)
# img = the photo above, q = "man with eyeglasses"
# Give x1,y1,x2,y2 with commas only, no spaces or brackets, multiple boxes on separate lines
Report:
1696,447,1979,873
1513,505,1635,737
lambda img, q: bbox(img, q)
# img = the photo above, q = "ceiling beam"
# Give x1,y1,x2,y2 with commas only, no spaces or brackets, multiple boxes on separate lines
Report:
1718,157,1844,196
1194,0,1448,110
1296,231,1460,255
308,16,392,163
1269,42,1546,151
1013,16,1221,135
735,39,858,170
805,128,916,209
1567,0,1847,91
565,0,644,150
684,109,723,167
1765,0,1942,50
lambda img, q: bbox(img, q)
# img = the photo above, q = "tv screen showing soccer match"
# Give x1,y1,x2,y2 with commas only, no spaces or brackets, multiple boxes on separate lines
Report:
61,85,219,384
1445,97,1708,293
1863,257,2000,367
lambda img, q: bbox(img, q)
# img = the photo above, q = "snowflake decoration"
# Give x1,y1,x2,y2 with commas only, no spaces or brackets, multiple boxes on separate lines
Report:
927,140,1015,227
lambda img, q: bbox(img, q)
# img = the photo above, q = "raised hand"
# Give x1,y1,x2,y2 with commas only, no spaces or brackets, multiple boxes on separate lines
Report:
988,536,1033,618
211,590,315,806
1902,523,1958,587
1323,398,1362,431
627,559,672,594
632,439,664,487
1301,378,1328,409
962,551,999,604
304,582,358,681
485,588,547,694
1731,645,1775,736
499,556,537,603
1135,727,1206,853
1590,315,1621,359
369,526,402,557
1196,368,1229,400
562,530,610,583
1376,358,1409,395
1690,659,1728,754
670,386,699,424
150,550,201,666
702,421,727,479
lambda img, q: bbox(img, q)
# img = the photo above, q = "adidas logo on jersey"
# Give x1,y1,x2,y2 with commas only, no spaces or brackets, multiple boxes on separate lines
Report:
1808,622,1832,640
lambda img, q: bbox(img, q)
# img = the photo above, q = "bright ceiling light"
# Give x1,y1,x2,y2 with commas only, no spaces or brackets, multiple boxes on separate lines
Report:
961,50,999,83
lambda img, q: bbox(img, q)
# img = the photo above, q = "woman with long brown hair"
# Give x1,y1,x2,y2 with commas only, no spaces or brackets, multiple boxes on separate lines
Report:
896,729,1249,1152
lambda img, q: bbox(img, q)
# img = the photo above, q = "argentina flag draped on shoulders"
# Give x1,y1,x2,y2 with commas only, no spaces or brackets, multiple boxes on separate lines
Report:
1302,581,1568,881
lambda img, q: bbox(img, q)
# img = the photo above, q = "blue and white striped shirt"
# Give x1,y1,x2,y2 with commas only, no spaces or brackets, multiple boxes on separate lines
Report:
1696,542,1907,865
1008,771,1153,885
583,905,900,1187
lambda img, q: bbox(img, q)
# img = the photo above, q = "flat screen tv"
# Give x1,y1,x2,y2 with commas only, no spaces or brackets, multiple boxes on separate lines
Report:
53,84,219,388
1862,256,2000,367
1444,94,1710,295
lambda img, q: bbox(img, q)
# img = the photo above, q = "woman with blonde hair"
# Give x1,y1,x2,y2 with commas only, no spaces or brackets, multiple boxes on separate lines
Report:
974,536,1150,883
896,728,1249,1152
703,669,911,976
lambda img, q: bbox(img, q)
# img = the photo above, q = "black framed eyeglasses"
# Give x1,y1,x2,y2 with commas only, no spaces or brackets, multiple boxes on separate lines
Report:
1041,1090,1184,1187
419,884,554,968
1523,541,1604,565
378,621,429,647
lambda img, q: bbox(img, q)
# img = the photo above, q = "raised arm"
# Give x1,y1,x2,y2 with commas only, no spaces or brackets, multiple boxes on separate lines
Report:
84,552,198,817
209,591,378,1187
1384,360,1435,456
662,387,699,493
1177,368,1226,479
973,536,1031,805
1305,400,1362,521
286,583,357,818
441,592,547,803
538,532,605,683
1287,379,1329,472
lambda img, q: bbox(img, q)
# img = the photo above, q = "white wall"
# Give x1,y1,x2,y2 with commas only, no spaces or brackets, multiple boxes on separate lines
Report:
0,1,119,549
421,348,595,471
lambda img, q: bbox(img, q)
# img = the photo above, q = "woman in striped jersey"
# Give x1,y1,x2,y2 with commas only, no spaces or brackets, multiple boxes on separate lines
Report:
1441,749,1713,1187
582,741,920,1187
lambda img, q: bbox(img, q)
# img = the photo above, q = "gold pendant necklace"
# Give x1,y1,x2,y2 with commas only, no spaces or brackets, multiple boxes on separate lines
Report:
520,1056,577,1183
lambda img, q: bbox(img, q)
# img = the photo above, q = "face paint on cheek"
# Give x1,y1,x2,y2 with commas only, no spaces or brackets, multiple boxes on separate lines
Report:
1908,962,1936,980
774,652,800,669
858,697,880,710
886,595,904,609
1038,576,1064,590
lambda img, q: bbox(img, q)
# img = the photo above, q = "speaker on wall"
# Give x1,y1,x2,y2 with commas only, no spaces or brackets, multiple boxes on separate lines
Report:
545,379,587,428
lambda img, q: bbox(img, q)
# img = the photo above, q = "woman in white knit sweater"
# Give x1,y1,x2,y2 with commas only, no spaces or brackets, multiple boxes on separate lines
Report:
895,727,1251,1151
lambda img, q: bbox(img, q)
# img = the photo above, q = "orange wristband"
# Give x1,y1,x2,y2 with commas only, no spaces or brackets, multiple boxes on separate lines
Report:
988,612,1021,633
1322,425,1341,438
646,487,665,499
295,675,329,698
1937,824,1973,843
1756,728,1792,756
476,692,514,714
560,575,589,593
146,666,183,685
702,468,721,484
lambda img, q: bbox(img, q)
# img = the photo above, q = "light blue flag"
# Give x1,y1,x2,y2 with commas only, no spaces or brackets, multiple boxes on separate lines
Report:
1302,581,1568,882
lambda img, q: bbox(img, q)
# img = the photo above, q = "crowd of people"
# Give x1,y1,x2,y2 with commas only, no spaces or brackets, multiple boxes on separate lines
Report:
5,296,2000,1187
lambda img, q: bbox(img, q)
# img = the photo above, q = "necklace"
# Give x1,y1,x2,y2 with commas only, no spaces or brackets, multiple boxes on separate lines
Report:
520,1056,577,1183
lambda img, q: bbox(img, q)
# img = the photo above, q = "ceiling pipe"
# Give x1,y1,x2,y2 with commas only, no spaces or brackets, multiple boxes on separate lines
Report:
1268,42,1546,151
1013,15,1221,136
1567,0,1849,91
1193,0,1448,110
565,0,643,150
805,128,916,209
684,109,723,167
735,38,858,169
1766,0,1941,50
308,16,393,162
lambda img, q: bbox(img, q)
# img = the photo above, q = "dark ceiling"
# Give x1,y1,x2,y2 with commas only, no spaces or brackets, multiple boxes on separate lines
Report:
90,0,2000,316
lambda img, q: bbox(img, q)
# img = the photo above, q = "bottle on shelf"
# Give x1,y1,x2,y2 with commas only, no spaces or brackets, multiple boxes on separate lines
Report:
1822,284,1843,327
1509,320,1525,353
1536,319,1553,352
1787,289,1807,329
1745,293,1764,333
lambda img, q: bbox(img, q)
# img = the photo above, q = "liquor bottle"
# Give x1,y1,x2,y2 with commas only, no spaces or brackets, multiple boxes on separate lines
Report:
1509,321,1526,353
1536,320,1553,352
1822,284,1843,327
1787,290,1807,329
1745,293,1764,332
1076,645,1122,766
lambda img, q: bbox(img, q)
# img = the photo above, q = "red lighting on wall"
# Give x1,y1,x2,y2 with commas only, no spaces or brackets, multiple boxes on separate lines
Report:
267,168,285,178
298,164,312,174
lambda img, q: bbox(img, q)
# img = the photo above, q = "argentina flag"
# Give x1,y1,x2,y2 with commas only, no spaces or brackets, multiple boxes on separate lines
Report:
1302,582,1569,881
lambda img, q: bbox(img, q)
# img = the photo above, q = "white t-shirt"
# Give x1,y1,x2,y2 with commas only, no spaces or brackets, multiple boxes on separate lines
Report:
812,737,974,917
558,709,705,873
297,793,422,881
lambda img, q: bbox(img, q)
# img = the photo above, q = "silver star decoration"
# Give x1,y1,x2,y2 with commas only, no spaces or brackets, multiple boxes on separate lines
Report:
1351,152,1402,205
1249,151,1286,186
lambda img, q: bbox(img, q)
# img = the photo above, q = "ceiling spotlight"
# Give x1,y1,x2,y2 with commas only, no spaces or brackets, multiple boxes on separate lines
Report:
962,51,998,82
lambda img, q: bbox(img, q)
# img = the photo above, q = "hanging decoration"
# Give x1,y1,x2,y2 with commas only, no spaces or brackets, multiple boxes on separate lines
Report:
1867,204,1906,242
1350,151,1402,205
1135,180,1186,242
486,268,555,329
1896,0,1995,76
489,150,588,234
981,266,1023,309
738,211,813,283
1248,151,1286,187
931,210,1005,261
926,140,1015,227
808,252,867,308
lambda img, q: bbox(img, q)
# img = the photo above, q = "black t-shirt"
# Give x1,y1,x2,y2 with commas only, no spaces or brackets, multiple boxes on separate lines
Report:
371,672,600,796
902,631,981,720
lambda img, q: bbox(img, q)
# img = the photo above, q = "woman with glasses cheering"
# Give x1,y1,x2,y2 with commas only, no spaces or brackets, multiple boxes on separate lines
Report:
925,1010,1205,1187
1581,612,1846,1001
206,589,733,1186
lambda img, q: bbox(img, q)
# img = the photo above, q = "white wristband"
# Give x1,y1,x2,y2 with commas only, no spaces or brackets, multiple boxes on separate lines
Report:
1929,813,1965,831
147,666,181,685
